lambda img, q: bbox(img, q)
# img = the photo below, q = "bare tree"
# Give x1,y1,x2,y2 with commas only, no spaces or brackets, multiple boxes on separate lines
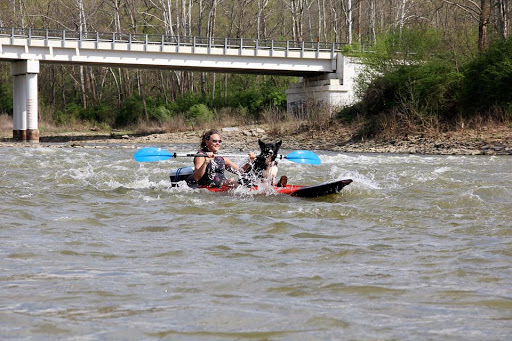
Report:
497,0,509,39
397,0,407,36
76,0,88,109
166,0,176,36
441,0,493,51
368,0,376,44
347,0,353,44
286,0,306,41
108,0,123,33
316,0,328,40
478,0,491,51
257,0,270,39
206,0,224,101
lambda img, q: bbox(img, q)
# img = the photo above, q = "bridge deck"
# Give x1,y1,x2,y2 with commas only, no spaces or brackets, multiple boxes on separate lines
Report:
0,27,343,77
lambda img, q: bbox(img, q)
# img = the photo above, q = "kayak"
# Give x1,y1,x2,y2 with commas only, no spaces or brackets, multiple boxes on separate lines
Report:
203,179,352,197
169,167,352,198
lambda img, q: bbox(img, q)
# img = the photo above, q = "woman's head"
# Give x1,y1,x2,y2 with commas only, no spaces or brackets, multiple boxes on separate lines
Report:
200,129,222,152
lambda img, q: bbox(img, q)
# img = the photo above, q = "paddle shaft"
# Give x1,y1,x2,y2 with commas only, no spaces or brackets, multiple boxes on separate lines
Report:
134,147,321,164
166,153,291,159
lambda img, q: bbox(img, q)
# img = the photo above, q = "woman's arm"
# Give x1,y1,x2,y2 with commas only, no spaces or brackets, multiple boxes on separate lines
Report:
192,153,213,181
241,152,256,172
223,157,239,173
225,152,256,173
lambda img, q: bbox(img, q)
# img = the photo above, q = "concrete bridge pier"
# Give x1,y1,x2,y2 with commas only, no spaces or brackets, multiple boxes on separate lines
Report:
11,60,40,142
286,56,362,115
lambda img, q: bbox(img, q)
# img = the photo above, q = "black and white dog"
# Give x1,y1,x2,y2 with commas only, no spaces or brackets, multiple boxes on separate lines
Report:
240,139,282,186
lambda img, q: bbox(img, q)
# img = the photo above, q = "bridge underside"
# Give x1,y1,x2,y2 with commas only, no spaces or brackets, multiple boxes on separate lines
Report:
35,60,331,77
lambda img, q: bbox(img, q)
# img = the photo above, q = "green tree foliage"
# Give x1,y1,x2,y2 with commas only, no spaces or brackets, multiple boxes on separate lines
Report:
168,92,207,113
343,28,463,121
150,105,173,124
223,75,290,118
460,37,512,116
339,34,512,135
0,82,13,115
185,104,213,125
340,59,462,121
115,95,144,127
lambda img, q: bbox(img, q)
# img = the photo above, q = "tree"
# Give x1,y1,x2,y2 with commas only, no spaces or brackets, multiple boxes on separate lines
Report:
497,0,509,39
286,0,309,41
478,0,491,51
347,0,353,44
257,0,271,39
441,0,495,52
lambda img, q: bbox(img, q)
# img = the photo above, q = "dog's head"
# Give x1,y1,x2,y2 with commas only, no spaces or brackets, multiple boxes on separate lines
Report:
258,139,282,162
240,139,282,186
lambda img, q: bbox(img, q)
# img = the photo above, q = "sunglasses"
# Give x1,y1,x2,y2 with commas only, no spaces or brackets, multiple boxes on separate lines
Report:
210,139,222,144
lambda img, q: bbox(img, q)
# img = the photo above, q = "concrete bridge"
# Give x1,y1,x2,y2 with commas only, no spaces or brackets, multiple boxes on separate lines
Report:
0,27,362,142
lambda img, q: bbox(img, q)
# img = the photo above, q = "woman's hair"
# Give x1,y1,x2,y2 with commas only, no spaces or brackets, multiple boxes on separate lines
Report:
200,129,220,151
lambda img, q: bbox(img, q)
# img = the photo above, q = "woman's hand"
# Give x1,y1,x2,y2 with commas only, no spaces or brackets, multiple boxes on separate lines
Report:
248,152,256,162
241,152,257,172
203,152,214,164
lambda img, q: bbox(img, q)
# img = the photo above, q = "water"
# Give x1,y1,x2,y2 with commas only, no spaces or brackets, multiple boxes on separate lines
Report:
1,144,511,340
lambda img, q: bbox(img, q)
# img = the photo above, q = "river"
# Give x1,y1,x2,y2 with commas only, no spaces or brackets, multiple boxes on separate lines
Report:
1,144,511,340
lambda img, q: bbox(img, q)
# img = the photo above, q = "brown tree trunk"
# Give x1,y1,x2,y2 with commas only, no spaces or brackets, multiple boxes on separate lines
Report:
478,0,491,51
137,71,148,121
357,0,361,43
80,66,87,109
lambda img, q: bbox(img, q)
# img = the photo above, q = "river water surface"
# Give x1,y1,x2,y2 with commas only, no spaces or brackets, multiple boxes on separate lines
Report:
1,145,511,340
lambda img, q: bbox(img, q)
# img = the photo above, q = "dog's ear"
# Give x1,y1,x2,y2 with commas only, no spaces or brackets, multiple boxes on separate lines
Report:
258,139,265,149
276,140,282,149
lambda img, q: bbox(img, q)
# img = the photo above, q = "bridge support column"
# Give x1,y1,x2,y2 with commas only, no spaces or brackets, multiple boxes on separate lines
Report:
11,60,40,143
285,78,352,115
285,56,363,115
12,72,27,141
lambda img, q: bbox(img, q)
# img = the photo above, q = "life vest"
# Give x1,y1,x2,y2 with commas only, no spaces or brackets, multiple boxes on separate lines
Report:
196,155,226,187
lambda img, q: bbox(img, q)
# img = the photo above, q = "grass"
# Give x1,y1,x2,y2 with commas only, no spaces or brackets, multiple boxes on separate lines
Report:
0,114,12,137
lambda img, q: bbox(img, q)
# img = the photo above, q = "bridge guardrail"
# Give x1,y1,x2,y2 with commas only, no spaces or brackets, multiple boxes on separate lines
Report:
0,27,345,55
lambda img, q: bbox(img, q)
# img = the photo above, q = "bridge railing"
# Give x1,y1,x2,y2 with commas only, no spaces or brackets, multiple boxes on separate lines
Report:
0,27,345,55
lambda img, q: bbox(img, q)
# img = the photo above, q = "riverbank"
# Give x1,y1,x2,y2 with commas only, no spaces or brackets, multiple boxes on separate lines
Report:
1,122,512,155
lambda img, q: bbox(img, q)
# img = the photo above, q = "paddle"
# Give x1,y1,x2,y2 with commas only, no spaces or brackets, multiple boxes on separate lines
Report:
134,147,321,165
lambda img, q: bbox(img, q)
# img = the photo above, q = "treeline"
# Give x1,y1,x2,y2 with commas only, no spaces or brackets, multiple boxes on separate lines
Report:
341,31,512,137
0,0,510,131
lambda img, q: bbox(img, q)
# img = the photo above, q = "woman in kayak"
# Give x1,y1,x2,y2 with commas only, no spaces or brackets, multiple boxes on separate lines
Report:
187,129,255,188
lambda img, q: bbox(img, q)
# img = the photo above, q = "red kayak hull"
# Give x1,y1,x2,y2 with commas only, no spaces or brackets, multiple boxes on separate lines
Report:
200,179,353,198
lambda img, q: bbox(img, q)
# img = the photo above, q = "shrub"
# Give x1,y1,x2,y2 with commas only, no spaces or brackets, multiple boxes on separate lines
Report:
81,103,112,124
264,89,287,110
65,103,84,122
185,104,213,125
340,59,461,120
115,95,144,127
53,110,66,125
172,92,206,112
0,82,13,115
461,37,512,115
150,105,173,123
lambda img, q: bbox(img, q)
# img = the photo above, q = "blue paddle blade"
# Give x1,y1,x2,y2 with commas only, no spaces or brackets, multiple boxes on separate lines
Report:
134,147,174,162
284,150,321,165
